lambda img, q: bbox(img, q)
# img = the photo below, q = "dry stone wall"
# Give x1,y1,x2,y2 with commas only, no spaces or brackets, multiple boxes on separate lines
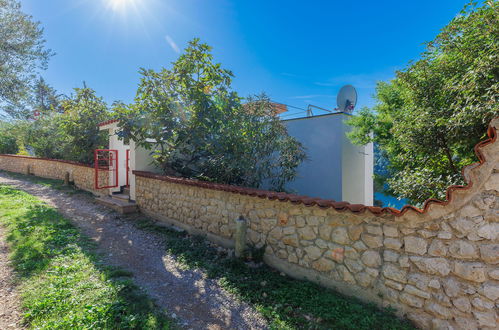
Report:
0,155,108,196
134,118,499,329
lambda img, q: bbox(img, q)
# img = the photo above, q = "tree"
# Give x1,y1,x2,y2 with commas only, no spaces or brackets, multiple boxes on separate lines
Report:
0,121,18,154
114,38,305,191
347,1,499,205
59,86,109,164
0,0,52,119
31,77,63,115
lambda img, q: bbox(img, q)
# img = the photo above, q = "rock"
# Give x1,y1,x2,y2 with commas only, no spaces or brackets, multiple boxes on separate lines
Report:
452,296,471,313
418,230,436,238
479,282,499,301
399,256,410,268
348,225,363,240
453,317,478,330
331,227,350,245
489,269,499,280
484,173,499,191
337,265,355,284
304,246,322,260
480,244,499,264
355,272,373,288
404,284,431,299
382,264,407,283
404,236,428,255
361,250,382,268
282,234,299,247
344,246,359,259
431,319,453,330
425,302,452,319
288,252,298,264
298,226,316,240
318,224,332,241
365,225,383,235
408,273,430,290
448,240,478,259
345,259,364,273
282,226,296,235
442,278,463,297
428,239,448,257
399,292,424,308
383,250,399,263
384,237,402,250
428,279,440,289
477,223,499,240
315,238,328,249
353,240,368,251
385,279,404,290
472,310,497,328
453,262,487,283
383,225,399,237
410,257,451,276
312,258,335,272
361,233,383,248
437,231,453,239
450,217,475,236
471,296,495,311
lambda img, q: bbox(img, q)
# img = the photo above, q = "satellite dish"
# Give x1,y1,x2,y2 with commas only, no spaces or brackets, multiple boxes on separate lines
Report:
336,85,357,114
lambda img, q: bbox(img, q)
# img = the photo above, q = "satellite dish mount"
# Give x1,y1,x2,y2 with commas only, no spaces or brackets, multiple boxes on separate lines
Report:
336,85,357,114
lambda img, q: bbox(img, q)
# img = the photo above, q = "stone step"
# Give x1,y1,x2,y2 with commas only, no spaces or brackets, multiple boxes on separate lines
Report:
112,193,130,202
123,187,130,195
95,196,138,214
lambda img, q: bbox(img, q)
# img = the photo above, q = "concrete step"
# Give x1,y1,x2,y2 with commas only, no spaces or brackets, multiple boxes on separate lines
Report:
112,193,130,202
95,196,138,214
123,187,130,195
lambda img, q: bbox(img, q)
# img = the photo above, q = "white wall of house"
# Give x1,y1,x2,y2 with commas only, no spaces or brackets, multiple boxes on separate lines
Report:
283,113,373,205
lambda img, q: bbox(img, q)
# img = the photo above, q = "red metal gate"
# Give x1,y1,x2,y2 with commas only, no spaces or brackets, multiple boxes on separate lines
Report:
126,149,130,187
94,149,119,189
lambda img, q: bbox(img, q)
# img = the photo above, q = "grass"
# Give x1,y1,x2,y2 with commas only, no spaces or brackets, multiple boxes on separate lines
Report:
0,170,415,329
0,184,173,329
130,217,416,330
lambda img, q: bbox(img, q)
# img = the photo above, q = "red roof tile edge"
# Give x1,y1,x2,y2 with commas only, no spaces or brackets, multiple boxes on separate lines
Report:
133,118,498,217
0,154,93,168
97,119,119,127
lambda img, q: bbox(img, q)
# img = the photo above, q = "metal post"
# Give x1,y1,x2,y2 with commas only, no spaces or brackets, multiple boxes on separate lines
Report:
235,216,247,258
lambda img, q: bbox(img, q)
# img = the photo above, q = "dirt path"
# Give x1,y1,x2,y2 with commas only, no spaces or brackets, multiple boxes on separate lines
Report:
0,172,268,330
0,226,24,329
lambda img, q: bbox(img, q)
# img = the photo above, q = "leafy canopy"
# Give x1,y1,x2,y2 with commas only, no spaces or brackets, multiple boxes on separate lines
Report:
0,0,52,119
348,1,498,205
114,38,305,191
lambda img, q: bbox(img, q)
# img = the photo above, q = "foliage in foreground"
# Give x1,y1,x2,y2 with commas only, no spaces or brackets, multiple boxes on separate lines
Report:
114,38,306,191
0,185,171,329
130,216,415,330
23,85,108,164
347,1,499,205
0,0,52,119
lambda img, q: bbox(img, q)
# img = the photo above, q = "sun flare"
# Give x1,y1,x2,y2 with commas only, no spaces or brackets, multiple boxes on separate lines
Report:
108,0,137,11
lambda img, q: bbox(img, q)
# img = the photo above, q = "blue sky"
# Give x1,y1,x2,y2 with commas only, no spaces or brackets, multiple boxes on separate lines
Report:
22,0,470,116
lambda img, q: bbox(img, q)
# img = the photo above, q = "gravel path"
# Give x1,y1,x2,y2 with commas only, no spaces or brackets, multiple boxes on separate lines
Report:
0,172,268,330
0,226,24,329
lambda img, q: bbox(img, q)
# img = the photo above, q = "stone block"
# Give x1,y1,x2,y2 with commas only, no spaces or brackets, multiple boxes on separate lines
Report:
410,257,451,276
312,258,335,272
477,223,499,240
355,272,373,288
425,301,452,319
347,225,363,240
365,225,383,235
479,282,499,301
383,225,399,237
331,227,350,244
471,296,495,311
383,250,399,263
400,292,424,308
404,236,428,255
384,237,402,250
362,233,383,248
448,240,478,259
318,224,332,241
360,250,382,268
282,234,299,247
344,259,364,273
428,239,448,257
404,284,431,299
452,296,471,313
382,264,407,283
453,262,487,283
304,246,322,261
472,310,497,328
298,227,316,240
480,244,499,264
385,279,404,290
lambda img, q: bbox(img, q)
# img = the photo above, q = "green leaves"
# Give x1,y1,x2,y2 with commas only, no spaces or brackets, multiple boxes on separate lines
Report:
348,2,499,205
115,38,305,191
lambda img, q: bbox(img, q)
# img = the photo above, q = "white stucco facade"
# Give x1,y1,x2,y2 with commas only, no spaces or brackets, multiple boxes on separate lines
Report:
283,113,373,205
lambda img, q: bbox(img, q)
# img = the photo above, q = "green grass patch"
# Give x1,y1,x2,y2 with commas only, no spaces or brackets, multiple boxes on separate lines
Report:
0,185,172,329
130,217,416,330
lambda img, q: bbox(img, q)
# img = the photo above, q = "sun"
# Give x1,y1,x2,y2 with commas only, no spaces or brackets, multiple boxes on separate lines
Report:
108,0,137,11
